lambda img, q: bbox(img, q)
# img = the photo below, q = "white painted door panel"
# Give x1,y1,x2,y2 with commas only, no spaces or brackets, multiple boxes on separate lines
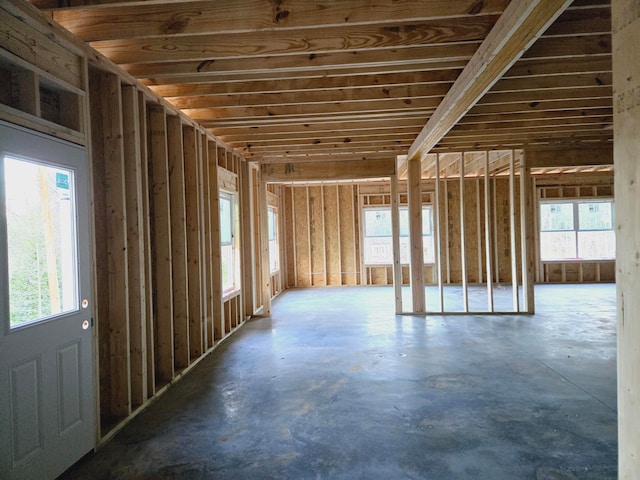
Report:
0,122,95,480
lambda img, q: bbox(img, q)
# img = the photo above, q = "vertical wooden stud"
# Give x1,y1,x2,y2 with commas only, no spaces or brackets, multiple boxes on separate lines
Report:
460,154,468,312
88,70,110,425
259,172,271,314
183,125,203,359
209,144,223,341
434,154,444,311
357,187,366,286
492,177,500,284
484,152,494,312
476,176,483,283
137,92,155,397
408,157,425,313
101,73,131,416
148,104,174,385
509,152,520,312
306,186,313,285
335,185,342,285
252,167,263,308
200,135,214,349
121,85,146,408
320,186,328,286
390,175,403,314
534,186,540,283
520,152,535,313
290,187,298,286
239,158,254,317
443,178,451,284
166,115,189,370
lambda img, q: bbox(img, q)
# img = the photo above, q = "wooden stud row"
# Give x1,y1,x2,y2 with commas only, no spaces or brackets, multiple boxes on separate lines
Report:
283,184,360,287
88,69,260,438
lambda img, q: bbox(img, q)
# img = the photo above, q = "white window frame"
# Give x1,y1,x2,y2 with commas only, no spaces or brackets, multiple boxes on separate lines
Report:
267,206,279,274
539,198,615,261
219,190,238,293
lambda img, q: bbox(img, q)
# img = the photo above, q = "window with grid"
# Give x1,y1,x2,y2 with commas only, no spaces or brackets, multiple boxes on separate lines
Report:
268,206,279,273
363,206,434,265
539,200,615,261
219,191,236,291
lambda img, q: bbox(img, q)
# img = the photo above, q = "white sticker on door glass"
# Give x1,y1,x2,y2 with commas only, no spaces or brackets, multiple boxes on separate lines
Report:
4,156,78,328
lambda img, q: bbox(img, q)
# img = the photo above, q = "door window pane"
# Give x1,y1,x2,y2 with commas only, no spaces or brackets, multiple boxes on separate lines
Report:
3,156,78,328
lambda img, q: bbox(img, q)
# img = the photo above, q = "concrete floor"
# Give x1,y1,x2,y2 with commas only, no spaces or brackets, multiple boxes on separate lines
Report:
61,284,617,479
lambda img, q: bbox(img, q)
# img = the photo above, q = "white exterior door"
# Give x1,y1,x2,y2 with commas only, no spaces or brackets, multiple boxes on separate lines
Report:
0,122,95,479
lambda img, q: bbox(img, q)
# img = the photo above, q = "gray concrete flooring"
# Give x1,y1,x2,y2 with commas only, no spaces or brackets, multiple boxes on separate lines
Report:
61,284,617,479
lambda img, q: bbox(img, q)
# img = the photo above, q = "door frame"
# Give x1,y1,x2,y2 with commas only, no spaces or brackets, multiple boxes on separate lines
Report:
0,120,98,477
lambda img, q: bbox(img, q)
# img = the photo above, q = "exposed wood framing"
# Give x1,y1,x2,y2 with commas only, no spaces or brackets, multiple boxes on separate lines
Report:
0,0,621,454
459,154,469,312
209,144,222,340
167,114,190,370
148,104,174,385
434,155,444,312
258,171,271,314
183,125,203,359
404,0,572,173
408,157,425,313
121,84,146,408
527,146,613,168
390,175,402,313
484,153,494,312
239,157,255,316
261,158,395,183
509,152,520,312
520,152,535,313
90,71,131,419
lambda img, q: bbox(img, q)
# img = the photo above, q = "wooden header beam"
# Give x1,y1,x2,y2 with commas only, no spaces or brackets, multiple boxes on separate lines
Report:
260,157,395,183
401,0,572,175
527,146,613,168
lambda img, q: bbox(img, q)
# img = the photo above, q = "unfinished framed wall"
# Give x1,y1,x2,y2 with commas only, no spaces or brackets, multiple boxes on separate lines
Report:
87,70,254,439
279,150,533,313
283,183,361,287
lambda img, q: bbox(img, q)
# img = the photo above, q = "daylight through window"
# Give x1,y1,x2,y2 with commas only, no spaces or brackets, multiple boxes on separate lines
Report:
268,206,279,273
363,206,434,265
220,191,236,292
539,200,615,261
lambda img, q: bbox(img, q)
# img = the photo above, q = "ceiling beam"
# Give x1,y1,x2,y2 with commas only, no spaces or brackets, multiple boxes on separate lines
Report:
260,157,396,182
404,0,574,173
526,145,613,167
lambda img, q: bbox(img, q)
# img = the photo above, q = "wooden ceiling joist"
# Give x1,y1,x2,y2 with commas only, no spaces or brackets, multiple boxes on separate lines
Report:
39,0,510,41
405,0,574,172
28,0,613,177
